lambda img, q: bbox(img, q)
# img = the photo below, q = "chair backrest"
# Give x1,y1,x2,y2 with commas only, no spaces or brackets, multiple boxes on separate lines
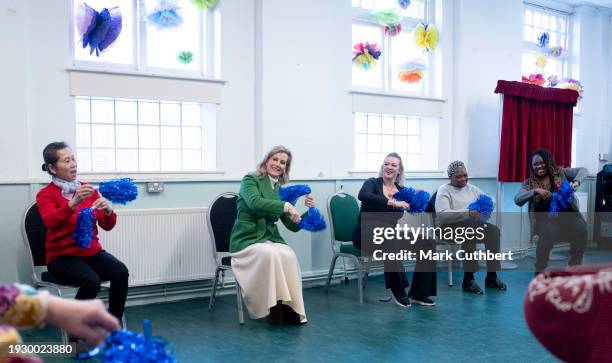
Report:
207,193,239,259
22,203,47,268
327,192,360,245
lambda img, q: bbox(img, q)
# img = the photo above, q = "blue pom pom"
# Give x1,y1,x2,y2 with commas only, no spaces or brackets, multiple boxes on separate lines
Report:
393,187,430,214
99,178,138,204
468,194,494,221
73,208,95,249
538,32,550,48
76,320,176,362
299,207,327,232
279,184,311,205
548,180,574,217
398,0,410,9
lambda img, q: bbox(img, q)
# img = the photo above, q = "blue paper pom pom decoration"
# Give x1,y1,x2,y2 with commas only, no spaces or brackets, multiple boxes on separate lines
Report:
468,194,494,221
299,207,327,232
73,208,96,249
75,320,176,362
99,178,138,204
549,180,574,217
393,187,430,214
279,184,311,205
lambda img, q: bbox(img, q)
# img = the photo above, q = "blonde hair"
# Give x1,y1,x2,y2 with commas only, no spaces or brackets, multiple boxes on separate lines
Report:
378,152,405,187
255,145,293,185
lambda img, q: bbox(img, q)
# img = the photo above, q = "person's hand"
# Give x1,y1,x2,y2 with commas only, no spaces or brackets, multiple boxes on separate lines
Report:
69,185,96,209
395,201,410,210
572,180,580,192
287,204,302,224
93,197,113,216
44,296,120,345
534,188,552,199
469,210,481,219
304,196,315,208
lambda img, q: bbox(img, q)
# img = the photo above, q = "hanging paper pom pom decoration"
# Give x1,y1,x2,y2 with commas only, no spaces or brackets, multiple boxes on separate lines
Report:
535,53,547,69
555,78,583,100
468,194,494,222
279,185,312,206
398,0,411,9
352,42,382,71
177,50,194,64
546,75,559,87
385,24,402,37
393,187,430,214
397,62,425,84
75,2,123,56
146,0,183,29
547,45,563,58
549,180,574,217
413,22,439,52
75,320,176,362
73,208,96,249
98,178,138,204
191,0,218,11
537,32,550,48
299,207,327,232
521,73,545,86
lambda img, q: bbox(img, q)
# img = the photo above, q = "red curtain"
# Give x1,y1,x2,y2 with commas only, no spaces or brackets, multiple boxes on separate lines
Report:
494,80,579,182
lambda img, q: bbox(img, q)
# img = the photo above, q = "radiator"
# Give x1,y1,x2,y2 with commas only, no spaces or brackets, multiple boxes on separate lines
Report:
98,208,218,286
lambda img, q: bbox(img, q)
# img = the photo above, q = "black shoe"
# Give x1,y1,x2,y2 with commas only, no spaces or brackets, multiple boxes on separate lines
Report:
485,277,507,291
267,303,283,325
281,304,302,325
408,294,436,306
390,289,411,307
462,279,483,294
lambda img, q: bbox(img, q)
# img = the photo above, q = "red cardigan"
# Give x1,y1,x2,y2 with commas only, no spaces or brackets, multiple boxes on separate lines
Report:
36,182,117,264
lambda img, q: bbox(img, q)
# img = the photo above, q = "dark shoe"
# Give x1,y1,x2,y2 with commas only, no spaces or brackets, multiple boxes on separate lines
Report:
390,289,411,307
485,277,507,291
267,303,283,325
408,294,436,306
281,304,302,325
462,279,483,294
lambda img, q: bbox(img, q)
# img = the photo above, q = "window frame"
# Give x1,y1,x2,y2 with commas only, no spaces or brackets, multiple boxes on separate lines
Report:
521,3,573,80
69,0,221,79
350,0,437,97
74,96,218,175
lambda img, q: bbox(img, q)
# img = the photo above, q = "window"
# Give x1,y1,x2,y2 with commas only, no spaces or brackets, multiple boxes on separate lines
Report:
354,112,439,171
522,4,570,79
75,97,216,173
351,0,437,96
72,0,220,77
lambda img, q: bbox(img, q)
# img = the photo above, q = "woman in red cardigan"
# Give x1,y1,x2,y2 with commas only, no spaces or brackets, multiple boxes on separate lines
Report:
36,142,129,325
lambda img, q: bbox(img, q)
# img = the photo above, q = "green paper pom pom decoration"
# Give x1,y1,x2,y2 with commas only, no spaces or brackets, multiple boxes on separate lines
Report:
191,0,218,10
177,50,194,64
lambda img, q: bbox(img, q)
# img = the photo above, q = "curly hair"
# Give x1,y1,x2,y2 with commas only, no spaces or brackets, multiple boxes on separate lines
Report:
527,148,561,190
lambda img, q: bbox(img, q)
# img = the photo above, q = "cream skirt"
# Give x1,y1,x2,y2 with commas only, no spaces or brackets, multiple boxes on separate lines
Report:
231,241,307,322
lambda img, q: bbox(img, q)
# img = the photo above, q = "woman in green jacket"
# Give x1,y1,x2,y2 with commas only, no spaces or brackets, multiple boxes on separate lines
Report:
230,145,314,325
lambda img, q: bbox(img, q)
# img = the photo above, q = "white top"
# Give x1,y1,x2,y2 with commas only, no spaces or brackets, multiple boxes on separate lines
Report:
435,183,490,225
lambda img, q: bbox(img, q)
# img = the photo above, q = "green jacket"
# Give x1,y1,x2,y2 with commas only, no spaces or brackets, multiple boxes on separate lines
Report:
229,173,302,253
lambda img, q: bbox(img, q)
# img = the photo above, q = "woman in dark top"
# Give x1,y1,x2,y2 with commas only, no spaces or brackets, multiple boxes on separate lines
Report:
352,153,436,307
514,148,588,273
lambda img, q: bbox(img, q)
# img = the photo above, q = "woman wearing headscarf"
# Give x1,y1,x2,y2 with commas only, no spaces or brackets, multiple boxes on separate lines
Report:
435,161,507,294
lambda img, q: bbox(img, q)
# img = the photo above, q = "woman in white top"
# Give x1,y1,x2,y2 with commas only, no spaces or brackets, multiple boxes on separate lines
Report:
435,161,507,294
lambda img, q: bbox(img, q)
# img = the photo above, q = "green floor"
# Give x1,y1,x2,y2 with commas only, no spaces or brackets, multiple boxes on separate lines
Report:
28,249,612,362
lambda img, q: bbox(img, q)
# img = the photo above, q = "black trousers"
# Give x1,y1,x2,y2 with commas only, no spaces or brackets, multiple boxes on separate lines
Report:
443,221,502,273
47,250,129,320
534,212,587,272
382,239,437,298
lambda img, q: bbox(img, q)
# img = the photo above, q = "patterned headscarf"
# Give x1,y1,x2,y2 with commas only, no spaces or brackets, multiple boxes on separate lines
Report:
447,160,466,178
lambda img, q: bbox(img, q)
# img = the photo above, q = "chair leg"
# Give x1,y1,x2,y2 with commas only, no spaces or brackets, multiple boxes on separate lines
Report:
209,268,221,311
235,284,245,325
121,313,127,329
362,259,370,289
342,257,349,284
221,270,226,288
354,257,363,303
447,258,453,287
325,255,340,293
